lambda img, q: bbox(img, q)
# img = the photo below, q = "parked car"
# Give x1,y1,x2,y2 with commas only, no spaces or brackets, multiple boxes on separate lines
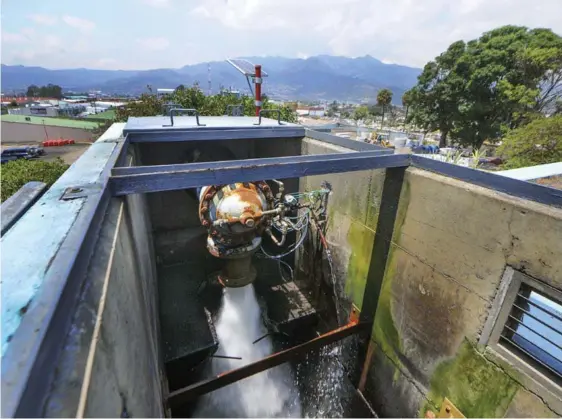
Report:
1,147,40,160
28,146,46,156
1,155,18,164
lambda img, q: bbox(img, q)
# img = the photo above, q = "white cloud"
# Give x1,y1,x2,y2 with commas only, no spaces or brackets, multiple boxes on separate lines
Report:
95,58,118,68
136,37,170,51
144,0,171,8
2,32,26,44
28,14,57,25
62,15,96,32
188,0,562,67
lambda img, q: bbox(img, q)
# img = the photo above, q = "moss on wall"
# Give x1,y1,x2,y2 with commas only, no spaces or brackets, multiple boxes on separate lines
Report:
422,340,519,418
345,221,375,310
371,244,402,377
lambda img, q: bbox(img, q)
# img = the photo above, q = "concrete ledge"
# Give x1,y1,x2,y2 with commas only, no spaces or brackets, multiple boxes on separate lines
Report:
497,162,562,181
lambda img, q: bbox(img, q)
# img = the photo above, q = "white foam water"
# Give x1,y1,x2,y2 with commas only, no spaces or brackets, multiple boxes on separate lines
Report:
194,285,301,418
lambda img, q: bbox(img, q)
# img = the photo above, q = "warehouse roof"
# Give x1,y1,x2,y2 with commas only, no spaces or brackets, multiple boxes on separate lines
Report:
85,109,116,120
1,114,102,130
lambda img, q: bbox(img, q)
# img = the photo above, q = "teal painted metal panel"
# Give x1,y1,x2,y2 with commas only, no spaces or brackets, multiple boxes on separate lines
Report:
0,125,125,356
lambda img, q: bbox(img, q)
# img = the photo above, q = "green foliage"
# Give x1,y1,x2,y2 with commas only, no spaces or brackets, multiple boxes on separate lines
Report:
9,100,18,108
497,115,562,169
352,105,370,124
408,26,562,148
326,100,339,117
377,88,393,107
377,88,393,126
1,158,69,202
401,89,414,108
402,89,414,128
26,84,63,99
115,85,297,123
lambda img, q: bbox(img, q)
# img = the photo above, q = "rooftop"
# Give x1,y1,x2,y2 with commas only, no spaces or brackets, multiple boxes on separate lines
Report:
85,109,116,120
1,114,102,130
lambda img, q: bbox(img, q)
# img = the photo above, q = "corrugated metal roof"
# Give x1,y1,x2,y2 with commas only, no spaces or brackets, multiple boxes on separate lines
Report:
1,114,102,130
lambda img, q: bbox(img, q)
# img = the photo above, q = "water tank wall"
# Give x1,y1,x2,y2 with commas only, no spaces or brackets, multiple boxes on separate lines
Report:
43,149,163,417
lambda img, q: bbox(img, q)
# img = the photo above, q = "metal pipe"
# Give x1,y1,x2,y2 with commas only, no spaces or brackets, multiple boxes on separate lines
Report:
166,321,370,408
255,64,262,116
265,227,286,247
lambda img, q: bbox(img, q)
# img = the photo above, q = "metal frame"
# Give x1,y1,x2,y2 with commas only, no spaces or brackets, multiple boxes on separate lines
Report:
3,119,562,417
411,155,562,208
110,153,408,196
167,321,370,408
481,268,562,401
1,181,47,236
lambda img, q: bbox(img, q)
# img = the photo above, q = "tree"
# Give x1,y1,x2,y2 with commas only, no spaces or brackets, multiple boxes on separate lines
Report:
326,100,339,117
26,84,40,97
176,84,186,92
115,85,297,123
8,100,18,108
352,105,370,126
408,26,562,148
26,84,62,98
402,89,414,129
497,115,562,169
376,89,393,128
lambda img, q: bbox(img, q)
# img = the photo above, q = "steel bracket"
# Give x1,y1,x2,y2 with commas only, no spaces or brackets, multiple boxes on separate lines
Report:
437,398,465,418
61,185,102,200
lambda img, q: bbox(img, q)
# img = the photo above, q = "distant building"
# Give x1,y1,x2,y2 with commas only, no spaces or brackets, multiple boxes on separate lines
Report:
157,88,175,98
8,105,59,117
309,107,325,117
1,114,102,144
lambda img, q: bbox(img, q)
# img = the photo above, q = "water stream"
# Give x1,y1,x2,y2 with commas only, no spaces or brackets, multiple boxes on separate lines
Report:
193,285,301,418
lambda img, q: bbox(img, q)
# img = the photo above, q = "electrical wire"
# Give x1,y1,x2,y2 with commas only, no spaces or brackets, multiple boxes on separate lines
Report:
260,221,308,259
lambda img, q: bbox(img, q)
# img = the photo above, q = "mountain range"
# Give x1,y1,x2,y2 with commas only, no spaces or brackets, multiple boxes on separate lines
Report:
1,55,421,103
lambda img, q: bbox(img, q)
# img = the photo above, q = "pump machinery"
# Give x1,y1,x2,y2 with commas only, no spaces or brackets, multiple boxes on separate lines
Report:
198,179,329,287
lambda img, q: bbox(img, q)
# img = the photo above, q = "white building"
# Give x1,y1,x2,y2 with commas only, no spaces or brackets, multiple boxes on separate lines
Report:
309,107,325,117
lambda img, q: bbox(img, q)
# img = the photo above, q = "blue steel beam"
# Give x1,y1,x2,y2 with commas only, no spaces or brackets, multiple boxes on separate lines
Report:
305,128,388,152
411,155,562,208
111,149,392,177
110,153,409,196
126,127,305,143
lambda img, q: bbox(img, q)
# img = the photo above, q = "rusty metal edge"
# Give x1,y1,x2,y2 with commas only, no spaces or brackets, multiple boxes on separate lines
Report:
166,321,371,409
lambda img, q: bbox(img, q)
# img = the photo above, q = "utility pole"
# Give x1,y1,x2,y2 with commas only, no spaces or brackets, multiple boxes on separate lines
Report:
208,63,212,96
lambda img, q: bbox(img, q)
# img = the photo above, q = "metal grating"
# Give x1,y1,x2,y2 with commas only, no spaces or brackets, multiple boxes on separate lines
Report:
499,282,562,383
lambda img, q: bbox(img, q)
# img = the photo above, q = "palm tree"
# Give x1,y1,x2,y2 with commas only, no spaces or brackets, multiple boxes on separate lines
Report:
402,89,414,130
377,89,393,129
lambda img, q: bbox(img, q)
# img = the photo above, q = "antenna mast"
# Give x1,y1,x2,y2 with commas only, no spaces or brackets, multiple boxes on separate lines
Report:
208,63,212,96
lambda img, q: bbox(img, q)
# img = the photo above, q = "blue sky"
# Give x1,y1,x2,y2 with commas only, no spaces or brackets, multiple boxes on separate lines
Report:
2,0,561,70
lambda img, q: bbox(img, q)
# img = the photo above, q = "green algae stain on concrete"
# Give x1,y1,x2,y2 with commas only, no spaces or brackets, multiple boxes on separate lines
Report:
370,174,411,375
423,340,518,418
345,221,375,310
365,170,386,231
371,244,402,379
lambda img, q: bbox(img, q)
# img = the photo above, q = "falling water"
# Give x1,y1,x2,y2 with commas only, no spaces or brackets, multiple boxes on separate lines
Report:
194,285,301,418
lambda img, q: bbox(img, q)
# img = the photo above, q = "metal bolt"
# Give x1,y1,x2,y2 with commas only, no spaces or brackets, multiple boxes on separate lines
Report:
245,218,255,228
